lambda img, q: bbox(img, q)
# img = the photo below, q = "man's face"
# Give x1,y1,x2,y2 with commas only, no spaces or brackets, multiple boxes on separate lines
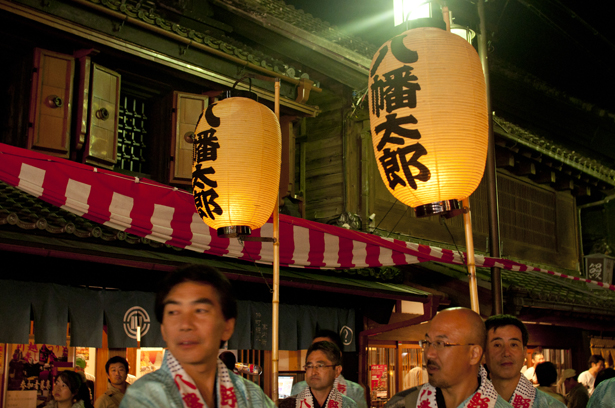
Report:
592,361,605,373
533,354,545,366
485,325,526,382
424,313,479,389
107,362,128,386
305,350,342,392
161,282,235,367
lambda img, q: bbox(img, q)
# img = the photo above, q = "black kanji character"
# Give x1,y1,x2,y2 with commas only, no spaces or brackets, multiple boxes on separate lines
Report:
375,113,422,151
192,163,217,190
379,148,407,190
398,142,431,189
194,188,223,220
193,128,220,162
371,65,421,117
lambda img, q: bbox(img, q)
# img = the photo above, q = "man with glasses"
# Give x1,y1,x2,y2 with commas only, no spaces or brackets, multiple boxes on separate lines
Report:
484,315,565,408
386,308,510,408
291,330,367,408
279,341,357,408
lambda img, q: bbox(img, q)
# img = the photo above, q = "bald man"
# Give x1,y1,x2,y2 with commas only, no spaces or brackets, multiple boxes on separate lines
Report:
386,308,511,408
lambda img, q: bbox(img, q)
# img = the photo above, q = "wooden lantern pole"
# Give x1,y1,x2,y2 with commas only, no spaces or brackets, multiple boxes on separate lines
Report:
462,198,480,313
271,78,281,403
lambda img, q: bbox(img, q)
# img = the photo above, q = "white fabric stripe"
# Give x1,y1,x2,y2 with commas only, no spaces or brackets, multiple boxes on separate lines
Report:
61,179,91,216
258,222,274,264
405,253,420,264
18,164,46,197
103,192,134,230
292,225,310,266
379,245,393,267
227,235,244,259
323,233,341,268
186,212,212,252
352,240,367,268
146,204,175,242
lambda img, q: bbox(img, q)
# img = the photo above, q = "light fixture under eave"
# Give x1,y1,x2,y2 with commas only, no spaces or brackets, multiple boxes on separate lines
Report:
450,23,476,44
192,92,281,238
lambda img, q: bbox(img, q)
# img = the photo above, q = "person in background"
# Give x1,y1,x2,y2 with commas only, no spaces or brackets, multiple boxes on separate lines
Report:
578,355,605,396
291,329,367,408
74,357,95,402
535,362,566,404
218,351,239,374
524,350,546,386
594,368,615,391
587,377,615,408
483,315,564,408
95,356,129,408
279,341,357,408
120,265,274,408
45,371,93,408
557,369,588,408
385,308,511,408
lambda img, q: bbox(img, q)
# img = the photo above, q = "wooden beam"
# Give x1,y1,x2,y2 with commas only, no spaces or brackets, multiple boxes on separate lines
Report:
532,170,556,184
573,184,591,197
554,177,574,191
514,161,536,176
496,149,515,168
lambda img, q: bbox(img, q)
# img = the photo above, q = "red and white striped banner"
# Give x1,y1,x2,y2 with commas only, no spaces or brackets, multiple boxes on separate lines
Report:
1,143,613,291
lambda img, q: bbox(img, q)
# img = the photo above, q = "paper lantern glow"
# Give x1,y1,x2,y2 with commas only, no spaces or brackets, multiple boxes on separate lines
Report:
192,97,281,236
368,27,488,216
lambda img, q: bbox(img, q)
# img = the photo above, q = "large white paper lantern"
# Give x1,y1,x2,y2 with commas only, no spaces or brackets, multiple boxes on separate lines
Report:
368,27,488,217
192,97,281,236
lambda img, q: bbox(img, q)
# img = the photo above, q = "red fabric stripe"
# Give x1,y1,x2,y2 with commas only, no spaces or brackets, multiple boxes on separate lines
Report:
278,219,296,267
307,228,325,267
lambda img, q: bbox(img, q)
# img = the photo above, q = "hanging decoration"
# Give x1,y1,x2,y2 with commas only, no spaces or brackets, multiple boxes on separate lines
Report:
368,27,488,217
192,97,281,236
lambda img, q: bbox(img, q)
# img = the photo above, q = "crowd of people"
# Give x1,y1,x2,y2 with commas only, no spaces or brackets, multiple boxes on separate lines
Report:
37,264,615,408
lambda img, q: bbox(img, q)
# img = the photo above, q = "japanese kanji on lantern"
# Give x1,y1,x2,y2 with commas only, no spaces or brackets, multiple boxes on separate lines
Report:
368,27,488,217
192,96,281,237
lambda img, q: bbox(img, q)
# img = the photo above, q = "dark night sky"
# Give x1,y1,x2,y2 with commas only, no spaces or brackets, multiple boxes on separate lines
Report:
282,0,615,111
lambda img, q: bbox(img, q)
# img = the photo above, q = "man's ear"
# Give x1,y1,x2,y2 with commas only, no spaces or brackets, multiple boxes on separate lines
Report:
469,345,483,365
221,318,236,342
335,365,343,378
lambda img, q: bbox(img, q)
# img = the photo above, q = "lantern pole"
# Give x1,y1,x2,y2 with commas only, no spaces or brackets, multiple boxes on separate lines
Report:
461,198,480,313
271,78,281,403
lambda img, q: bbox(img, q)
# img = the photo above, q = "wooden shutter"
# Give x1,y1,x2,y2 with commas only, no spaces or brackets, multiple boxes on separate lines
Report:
28,48,75,158
83,63,121,169
169,92,209,185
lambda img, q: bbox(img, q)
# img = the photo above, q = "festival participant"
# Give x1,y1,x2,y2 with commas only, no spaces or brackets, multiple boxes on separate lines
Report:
95,357,129,408
291,329,367,408
483,315,565,408
587,377,615,408
524,350,545,386
385,308,511,408
45,371,93,408
579,355,605,395
119,265,274,408
279,341,357,408
557,369,588,408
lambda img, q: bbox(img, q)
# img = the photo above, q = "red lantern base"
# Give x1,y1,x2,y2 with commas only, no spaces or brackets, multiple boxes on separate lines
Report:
414,200,461,218
217,225,252,238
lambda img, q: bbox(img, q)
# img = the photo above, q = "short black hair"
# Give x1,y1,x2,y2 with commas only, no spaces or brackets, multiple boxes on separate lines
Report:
535,361,557,387
484,314,529,347
155,264,237,323
531,349,544,360
307,341,342,367
595,368,615,389
105,356,128,375
588,354,605,368
313,329,343,351
219,351,237,371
